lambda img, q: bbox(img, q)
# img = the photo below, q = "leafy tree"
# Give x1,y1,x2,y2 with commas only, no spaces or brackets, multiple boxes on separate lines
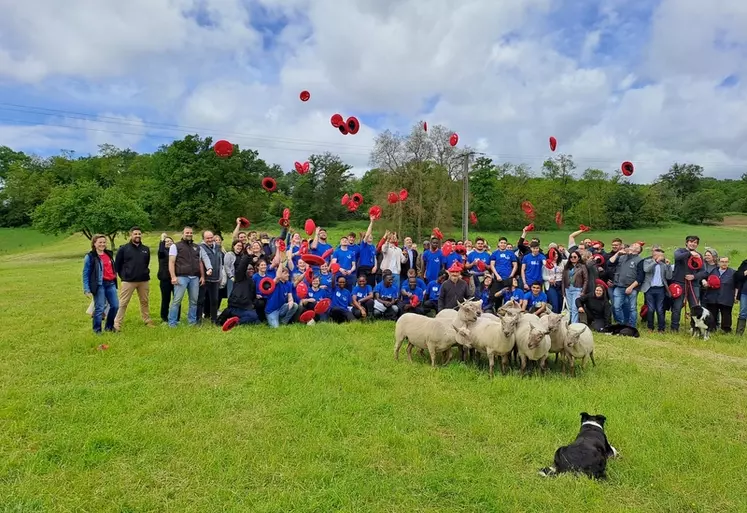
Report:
32,181,150,248
681,190,724,224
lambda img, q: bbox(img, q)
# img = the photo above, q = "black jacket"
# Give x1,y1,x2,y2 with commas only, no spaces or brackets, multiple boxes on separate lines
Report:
114,242,151,282
704,267,736,306
576,293,611,329
735,260,747,296
157,241,170,281
401,247,419,275
228,254,256,310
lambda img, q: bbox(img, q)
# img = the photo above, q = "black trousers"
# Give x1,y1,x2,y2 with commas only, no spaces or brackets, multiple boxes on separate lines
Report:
159,279,180,322
706,303,733,333
198,281,221,324
353,299,374,319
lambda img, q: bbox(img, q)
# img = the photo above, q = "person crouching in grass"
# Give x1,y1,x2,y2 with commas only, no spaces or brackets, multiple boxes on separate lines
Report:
521,281,548,315
265,266,298,328
352,275,374,320
328,275,356,322
82,234,119,334
218,256,260,329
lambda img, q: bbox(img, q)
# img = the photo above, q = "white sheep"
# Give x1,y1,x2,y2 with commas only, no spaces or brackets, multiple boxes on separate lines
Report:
394,301,480,367
436,300,484,361
514,312,551,376
564,323,596,377
457,310,521,377
541,312,570,368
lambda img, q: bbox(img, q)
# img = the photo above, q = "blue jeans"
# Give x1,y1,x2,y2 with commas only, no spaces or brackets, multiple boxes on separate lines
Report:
391,274,400,293
231,308,259,325
740,294,747,320
93,281,119,333
169,276,199,327
613,287,638,327
226,279,234,299
266,303,299,328
565,286,582,323
645,287,666,331
546,284,562,314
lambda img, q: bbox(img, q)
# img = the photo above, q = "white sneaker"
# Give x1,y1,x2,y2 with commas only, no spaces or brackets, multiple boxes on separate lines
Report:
307,319,316,326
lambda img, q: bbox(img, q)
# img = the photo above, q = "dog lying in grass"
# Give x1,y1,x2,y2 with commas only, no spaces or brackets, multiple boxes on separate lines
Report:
539,412,619,480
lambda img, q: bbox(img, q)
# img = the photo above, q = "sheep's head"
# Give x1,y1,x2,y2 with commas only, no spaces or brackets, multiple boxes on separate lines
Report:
527,324,550,349
499,311,520,337
452,324,473,348
456,299,481,323
498,300,521,314
545,313,565,333
565,326,586,348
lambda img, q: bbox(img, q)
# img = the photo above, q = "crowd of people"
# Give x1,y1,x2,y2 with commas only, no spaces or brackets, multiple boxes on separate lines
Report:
81,216,747,337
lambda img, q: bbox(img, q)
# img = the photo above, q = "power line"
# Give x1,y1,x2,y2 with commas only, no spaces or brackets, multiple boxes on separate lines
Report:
1,101,746,171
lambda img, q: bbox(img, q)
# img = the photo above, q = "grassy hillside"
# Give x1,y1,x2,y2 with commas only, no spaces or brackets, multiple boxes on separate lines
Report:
1,225,746,512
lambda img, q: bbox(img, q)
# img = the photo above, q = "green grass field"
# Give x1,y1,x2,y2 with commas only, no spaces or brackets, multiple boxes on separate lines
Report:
1,224,747,512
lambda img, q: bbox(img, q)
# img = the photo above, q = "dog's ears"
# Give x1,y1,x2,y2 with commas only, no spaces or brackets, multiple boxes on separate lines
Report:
596,415,607,425
580,412,590,421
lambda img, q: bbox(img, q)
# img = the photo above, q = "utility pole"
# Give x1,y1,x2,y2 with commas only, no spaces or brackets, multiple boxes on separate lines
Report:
461,152,470,242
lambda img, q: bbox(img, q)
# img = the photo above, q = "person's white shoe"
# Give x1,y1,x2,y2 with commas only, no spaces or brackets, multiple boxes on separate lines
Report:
307,319,316,326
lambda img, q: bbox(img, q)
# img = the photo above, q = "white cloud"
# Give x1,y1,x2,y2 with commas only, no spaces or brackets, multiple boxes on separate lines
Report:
0,0,745,181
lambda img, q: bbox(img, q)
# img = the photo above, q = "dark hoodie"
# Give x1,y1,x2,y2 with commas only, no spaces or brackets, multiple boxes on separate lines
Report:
576,290,612,331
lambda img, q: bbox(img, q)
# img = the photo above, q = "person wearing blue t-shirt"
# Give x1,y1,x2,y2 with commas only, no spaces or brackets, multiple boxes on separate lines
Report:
424,271,446,315
331,236,357,290
522,281,548,315
318,263,333,289
490,237,519,293
265,267,298,328
466,237,491,289
499,277,524,306
521,241,547,292
352,274,374,319
300,275,329,322
445,250,466,270
373,270,399,320
252,260,273,321
479,274,496,312
422,237,445,283
356,217,378,287
399,275,425,315
329,276,355,322
404,268,427,290
310,227,333,260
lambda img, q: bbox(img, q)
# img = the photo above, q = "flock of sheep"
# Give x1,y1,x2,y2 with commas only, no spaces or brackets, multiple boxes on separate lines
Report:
394,300,596,377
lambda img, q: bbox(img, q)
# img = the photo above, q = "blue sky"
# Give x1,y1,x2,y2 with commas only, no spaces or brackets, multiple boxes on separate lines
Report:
0,0,745,180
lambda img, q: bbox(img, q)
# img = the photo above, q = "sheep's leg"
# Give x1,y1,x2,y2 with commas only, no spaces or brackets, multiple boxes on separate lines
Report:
569,354,576,377
488,352,495,379
560,352,567,376
539,355,548,375
443,348,453,366
554,352,559,365
427,344,437,368
394,335,405,360
589,350,596,367
418,348,425,358
500,354,509,375
519,354,528,377
406,343,414,362
580,355,587,370
460,345,466,362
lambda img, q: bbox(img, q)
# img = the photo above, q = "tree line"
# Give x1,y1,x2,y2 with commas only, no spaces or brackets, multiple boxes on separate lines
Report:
0,122,743,246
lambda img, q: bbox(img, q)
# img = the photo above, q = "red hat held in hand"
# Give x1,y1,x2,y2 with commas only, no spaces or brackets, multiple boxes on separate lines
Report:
707,275,721,289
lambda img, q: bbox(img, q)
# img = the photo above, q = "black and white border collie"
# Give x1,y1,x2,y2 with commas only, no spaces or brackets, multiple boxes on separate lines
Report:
539,412,619,480
690,305,716,341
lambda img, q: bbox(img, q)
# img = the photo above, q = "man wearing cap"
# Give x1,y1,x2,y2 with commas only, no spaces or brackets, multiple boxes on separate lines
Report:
670,236,706,332
609,242,643,327
113,226,154,331
641,246,672,332
168,226,205,327
438,262,471,312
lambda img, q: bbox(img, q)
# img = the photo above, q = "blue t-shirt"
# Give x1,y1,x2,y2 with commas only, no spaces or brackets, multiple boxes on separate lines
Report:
348,243,360,260
332,248,356,271
467,250,491,275
503,288,524,303
331,287,352,310
307,287,328,302
319,273,333,289
522,253,547,285
401,285,424,304
253,273,271,298
524,290,548,309
422,250,444,282
311,242,333,259
352,284,372,301
374,282,399,301
426,280,441,301
357,241,376,268
290,245,302,267
265,280,293,314
491,249,517,279
480,287,492,309
445,252,465,269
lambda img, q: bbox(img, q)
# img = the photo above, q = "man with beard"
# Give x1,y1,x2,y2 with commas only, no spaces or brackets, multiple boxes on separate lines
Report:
168,226,205,327
113,226,154,331
310,227,333,259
